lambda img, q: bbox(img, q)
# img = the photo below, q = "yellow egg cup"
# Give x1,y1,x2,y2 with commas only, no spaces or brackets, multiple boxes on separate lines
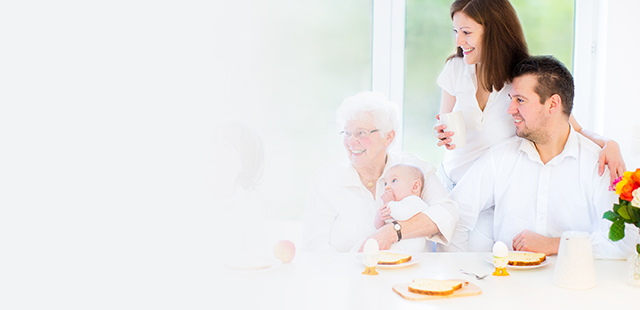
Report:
493,267,509,276
362,266,379,275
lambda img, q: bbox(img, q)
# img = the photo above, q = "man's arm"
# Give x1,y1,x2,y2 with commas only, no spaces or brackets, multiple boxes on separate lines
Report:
418,170,458,245
444,150,499,251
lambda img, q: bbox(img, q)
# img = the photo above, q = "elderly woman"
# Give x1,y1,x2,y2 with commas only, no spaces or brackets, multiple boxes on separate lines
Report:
302,92,458,252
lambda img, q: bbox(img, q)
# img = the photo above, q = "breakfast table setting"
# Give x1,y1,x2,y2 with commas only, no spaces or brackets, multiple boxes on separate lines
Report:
217,248,638,310
217,170,640,309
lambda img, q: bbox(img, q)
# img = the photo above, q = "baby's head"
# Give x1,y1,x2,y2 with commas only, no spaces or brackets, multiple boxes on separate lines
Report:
382,163,424,201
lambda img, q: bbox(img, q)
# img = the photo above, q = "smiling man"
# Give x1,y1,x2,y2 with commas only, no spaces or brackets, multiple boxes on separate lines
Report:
445,55,638,258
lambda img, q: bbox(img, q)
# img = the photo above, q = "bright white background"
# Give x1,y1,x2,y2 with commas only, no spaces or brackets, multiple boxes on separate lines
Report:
1,1,221,308
573,0,640,171
598,0,640,170
0,0,638,308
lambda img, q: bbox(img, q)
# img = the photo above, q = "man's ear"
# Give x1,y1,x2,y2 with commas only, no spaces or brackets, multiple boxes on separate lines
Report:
547,94,562,115
412,179,422,195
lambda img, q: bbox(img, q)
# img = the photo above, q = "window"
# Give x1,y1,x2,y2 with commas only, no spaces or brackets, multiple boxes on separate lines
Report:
403,0,575,166
223,0,373,221
221,0,576,231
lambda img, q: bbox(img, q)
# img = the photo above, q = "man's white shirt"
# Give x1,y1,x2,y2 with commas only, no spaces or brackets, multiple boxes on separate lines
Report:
448,127,638,258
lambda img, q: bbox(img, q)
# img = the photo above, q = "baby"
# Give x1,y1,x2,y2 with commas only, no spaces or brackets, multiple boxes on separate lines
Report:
374,163,428,252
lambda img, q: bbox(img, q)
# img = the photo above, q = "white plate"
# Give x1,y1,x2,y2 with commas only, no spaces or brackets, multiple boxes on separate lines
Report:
225,257,283,273
485,252,549,269
355,251,422,269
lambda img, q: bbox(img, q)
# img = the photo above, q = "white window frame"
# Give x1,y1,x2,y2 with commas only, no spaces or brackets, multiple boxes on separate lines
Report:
375,1,634,164
573,0,607,134
375,1,593,150
372,0,406,151
573,0,640,169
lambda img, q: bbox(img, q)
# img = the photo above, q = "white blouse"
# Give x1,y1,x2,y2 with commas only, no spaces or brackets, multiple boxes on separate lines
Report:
302,152,458,252
437,57,516,188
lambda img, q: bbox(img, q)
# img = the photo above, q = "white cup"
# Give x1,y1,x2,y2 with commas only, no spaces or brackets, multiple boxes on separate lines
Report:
552,231,597,289
439,111,466,148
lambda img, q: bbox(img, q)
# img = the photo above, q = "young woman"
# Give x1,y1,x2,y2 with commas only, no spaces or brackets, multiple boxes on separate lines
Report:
434,0,625,251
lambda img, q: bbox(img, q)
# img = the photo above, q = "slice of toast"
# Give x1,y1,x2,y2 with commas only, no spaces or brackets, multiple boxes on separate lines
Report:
408,279,465,296
507,252,546,266
377,252,412,265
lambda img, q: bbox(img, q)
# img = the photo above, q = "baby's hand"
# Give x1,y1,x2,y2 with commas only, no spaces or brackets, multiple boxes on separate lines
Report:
381,189,395,204
374,205,392,229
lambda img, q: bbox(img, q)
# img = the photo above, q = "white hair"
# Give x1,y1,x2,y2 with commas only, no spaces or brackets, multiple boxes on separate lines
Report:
335,92,400,137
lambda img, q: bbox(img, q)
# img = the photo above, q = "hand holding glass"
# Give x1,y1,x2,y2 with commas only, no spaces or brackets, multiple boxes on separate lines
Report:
434,111,466,149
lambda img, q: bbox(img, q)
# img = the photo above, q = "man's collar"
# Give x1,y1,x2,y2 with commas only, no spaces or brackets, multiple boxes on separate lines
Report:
517,125,579,165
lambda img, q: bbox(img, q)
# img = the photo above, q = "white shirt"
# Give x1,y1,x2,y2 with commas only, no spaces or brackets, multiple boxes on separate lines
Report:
448,129,639,259
302,152,458,252
437,57,516,187
387,196,428,221
385,196,429,252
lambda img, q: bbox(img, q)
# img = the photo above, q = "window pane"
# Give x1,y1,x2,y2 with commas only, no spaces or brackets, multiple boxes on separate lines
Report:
403,0,452,166
403,0,574,166
511,0,575,68
218,1,372,221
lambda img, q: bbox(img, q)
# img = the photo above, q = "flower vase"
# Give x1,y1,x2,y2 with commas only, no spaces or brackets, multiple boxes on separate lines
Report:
629,232,640,287
629,251,640,287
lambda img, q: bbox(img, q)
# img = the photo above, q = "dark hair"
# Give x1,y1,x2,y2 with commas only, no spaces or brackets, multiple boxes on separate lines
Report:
447,0,529,92
512,55,574,116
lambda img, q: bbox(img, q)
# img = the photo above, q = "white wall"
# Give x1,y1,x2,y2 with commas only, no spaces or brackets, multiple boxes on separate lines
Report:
575,0,640,171
1,1,220,308
600,0,640,170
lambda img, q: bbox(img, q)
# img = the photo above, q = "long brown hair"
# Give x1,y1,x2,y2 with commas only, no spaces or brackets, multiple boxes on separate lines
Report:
447,0,529,92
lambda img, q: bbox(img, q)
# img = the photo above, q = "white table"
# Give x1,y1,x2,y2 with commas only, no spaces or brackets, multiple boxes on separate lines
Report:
216,252,638,310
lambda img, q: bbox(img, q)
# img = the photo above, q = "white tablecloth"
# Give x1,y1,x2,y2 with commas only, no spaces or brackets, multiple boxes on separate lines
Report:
216,252,638,310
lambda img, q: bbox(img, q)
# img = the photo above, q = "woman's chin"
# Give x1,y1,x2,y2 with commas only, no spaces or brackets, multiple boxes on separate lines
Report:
463,57,477,65
350,155,369,167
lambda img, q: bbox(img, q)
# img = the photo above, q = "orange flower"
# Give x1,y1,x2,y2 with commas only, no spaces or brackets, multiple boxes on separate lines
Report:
631,168,640,185
615,174,630,195
620,179,640,201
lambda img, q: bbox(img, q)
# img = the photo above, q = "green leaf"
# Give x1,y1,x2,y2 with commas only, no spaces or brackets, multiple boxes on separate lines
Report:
618,204,631,221
631,206,640,225
628,205,638,223
614,203,622,213
603,210,621,222
609,220,626,241
637,243,640,254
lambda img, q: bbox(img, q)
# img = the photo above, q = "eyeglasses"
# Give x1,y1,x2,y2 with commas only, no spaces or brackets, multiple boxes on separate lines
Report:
340,129,380,140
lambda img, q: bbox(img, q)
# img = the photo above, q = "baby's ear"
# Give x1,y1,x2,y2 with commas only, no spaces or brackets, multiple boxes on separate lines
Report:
412,180,422,194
